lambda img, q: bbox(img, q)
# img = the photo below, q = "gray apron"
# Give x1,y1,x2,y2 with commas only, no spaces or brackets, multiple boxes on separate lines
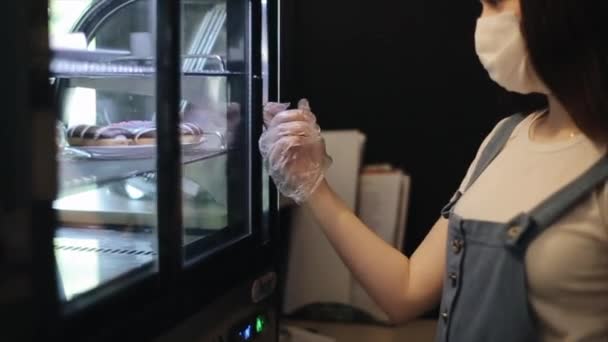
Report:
436,114,608,342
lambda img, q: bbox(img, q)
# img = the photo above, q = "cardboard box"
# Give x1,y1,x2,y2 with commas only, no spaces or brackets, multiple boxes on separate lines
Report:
282,130,366,315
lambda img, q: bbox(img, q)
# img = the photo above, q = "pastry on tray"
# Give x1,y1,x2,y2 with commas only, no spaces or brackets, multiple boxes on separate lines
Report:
110,121,204,145
109,121,156,145
66,121,204,147
66,124,133,146
179,122,205,144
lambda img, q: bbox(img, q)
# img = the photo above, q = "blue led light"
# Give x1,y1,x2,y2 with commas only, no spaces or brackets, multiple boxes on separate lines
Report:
239,324,253,340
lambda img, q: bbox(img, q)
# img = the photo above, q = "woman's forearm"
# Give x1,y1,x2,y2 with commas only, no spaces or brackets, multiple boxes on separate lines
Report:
304,179,413,322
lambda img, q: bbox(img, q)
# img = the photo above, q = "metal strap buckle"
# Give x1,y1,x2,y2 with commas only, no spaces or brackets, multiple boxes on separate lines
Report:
504,213,536,247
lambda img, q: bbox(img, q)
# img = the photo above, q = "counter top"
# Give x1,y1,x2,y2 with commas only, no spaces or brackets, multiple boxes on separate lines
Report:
283,319,437,342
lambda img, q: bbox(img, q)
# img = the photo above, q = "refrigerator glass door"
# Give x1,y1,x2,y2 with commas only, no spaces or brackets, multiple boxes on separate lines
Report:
50,0,254,302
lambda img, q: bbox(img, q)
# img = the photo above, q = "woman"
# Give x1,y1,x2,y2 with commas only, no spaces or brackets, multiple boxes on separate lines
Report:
260,0,608,340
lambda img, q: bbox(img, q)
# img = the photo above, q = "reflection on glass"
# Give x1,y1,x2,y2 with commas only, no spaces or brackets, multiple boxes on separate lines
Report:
180,0,250,263
50,0,158,302
49,0,93,37
54,238,99,301
50,0,251,299
261,0,272,237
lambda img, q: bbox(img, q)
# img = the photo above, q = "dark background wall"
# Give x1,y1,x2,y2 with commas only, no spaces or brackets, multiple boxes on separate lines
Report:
280,0,545,256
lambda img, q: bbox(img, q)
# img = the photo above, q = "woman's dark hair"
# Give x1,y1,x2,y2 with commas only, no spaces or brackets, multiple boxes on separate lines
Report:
520,1,608,142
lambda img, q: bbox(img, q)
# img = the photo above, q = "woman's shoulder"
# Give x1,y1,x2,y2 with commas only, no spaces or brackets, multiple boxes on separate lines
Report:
455,112,538,194
492,111,539,139
476,112,538,153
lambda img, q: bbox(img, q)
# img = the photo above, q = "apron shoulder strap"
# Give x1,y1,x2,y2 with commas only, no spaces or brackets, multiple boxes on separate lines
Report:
441,114,525,218
532,155,608,228
505,155,608,246
464,114,525,191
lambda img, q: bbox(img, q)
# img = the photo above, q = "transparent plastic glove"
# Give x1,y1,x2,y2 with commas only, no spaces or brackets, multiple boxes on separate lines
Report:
263,102,291,127
259,99,332,204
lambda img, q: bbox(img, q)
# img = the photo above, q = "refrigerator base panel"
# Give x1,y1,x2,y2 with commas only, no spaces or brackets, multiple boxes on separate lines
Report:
156,271,278,342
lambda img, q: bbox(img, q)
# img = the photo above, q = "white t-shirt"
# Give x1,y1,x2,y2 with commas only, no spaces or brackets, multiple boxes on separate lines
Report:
453,112,608,341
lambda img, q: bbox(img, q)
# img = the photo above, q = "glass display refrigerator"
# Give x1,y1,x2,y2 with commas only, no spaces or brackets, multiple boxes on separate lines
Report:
2,0,282,340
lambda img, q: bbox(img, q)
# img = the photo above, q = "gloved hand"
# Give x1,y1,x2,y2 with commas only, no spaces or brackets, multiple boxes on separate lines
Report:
260,99,332,204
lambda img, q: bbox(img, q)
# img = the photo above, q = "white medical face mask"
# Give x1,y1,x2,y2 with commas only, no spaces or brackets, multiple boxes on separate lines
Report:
475,11,550,94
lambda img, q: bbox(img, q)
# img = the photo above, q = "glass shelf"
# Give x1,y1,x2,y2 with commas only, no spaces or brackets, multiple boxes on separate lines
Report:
58,148,227,191
60,74,236,106
52,47,131,61
51,49,236,77
53,71,243,78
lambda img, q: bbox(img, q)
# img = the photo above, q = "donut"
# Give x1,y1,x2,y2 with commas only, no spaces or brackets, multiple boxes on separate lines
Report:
132,127,157,145
66,124,132,146
109,120,204,145
179,122,204,144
